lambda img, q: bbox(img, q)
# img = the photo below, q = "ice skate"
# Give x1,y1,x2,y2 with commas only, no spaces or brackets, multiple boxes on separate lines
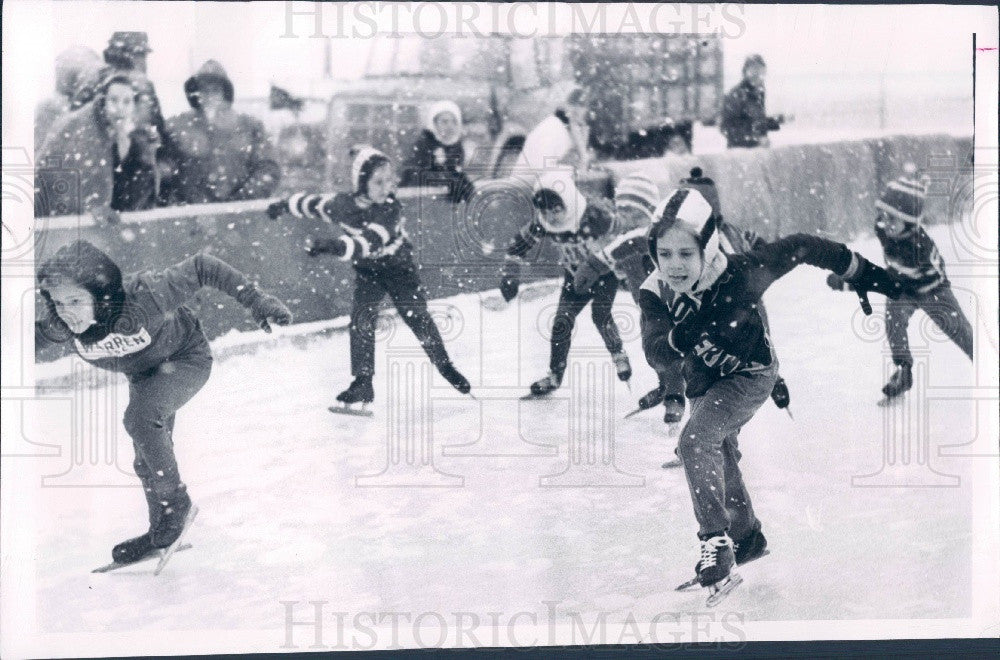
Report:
438,361,472,395
523,372,562,399
878,364,912,406
611,351,632,385
112,533,154,565
662,394,685,424
624,385,667,418
734,524,769,565
695,534,741,606
331,376,375,416
150,486,192,549
770,377,793,418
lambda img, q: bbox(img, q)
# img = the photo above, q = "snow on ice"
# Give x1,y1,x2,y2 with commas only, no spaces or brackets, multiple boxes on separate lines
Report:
32,225,978,632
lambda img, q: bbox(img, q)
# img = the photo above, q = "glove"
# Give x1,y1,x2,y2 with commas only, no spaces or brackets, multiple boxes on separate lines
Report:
248,293,293,333
826,273,847,291
770,377,790,409
306,237,348,258
844,254,904,300
499,259,521,302
573,253,610,293
266,199,289,220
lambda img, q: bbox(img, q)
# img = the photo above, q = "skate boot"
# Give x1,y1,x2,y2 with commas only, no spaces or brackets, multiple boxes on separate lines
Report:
637,385,665,412
696,533,736,588
112,533,155,564
527,371,562,398
337,376,375,405
438,361,471,395
662,394,685,424
733,523,768,565
150,485,192,549
882,364,912,398
770,377,790,410
611,351,632,383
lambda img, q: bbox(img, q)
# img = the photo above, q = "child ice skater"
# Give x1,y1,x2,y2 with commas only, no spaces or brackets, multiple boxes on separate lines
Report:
827,171,973,401
638,188,902,601
268,147,470,412
498,170,633,397
37,240,292,565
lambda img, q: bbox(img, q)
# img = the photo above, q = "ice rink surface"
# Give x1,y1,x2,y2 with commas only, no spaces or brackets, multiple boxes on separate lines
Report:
31,224,988,631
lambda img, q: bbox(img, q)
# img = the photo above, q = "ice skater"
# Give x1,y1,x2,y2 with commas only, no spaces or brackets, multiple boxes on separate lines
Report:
827,170,973,403
268,147,471,413
638,188,902,603
498,170,634,397
36,240,292,567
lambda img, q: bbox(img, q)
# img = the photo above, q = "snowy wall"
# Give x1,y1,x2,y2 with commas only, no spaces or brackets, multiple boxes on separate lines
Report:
606,133,973,240
34,133,971,361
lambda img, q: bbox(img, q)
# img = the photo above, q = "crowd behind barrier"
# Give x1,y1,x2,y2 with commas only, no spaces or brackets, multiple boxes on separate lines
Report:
34,133,972,363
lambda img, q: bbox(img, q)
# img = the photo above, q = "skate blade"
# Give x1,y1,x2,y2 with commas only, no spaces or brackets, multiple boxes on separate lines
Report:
675,575,701,591
623,407,645,419
92,543,192,573
661,457,683,469
705,572,743,607
520,393,554,401
154,505,199,576
877,395,905,407
329,404,374,417
667,421,682,437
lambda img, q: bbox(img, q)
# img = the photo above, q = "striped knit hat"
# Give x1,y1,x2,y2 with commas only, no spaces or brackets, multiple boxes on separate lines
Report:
614,173,660,221
647,188,719,261
877,172,927,223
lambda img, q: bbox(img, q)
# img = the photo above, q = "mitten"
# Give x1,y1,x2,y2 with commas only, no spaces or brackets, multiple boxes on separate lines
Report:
573,253,610,293
826,273,847,291
500,259,521,302
844,254,904,299
248,293,293,333
307,237,348,258
266,199,289,220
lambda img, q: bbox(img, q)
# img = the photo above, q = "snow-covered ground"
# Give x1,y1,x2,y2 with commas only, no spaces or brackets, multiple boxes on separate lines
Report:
20,224,996,642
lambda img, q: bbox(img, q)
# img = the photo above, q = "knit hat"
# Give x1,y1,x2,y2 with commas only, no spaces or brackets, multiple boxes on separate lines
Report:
426,100,463,146
876,172,927,223
647,188,728,292
678,167,722,218
184,60,235,109
351,147,390,195
743,54,766,71
533,169,588,233
614,173,659,221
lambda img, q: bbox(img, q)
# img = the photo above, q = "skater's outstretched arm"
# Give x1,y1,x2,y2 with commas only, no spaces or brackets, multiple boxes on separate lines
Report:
497,220,546,302
269,192,401,260
745,233,903,301
135,254,292,332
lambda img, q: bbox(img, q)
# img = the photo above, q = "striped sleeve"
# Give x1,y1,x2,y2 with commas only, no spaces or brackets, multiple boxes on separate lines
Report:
287,192,340,224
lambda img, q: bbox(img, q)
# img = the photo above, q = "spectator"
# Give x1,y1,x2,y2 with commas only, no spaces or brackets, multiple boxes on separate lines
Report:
71,32,179,207
165,60,281,204
519,87,592,178
35,46,102,156
399,100,473,202
720,54,784,149
36,71,160,217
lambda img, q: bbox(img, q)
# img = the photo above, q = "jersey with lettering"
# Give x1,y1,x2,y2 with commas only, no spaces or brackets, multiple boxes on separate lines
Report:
640,233,853,397
505,201,618,276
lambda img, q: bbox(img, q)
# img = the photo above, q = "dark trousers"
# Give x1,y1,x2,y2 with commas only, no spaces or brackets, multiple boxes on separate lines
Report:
886,283,973,366
549,271,624,376
124,350,212,526
350,255,452,378
677,363,778,540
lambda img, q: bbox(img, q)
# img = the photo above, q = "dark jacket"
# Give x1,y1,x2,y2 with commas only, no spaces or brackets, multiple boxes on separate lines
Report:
639,233,853,397
164,60,280,204
875,220,947,295
400,129,467,187
506,200,618,276
38,247,262,379
36,72,159,216
282,191,410,268
720,79,781,148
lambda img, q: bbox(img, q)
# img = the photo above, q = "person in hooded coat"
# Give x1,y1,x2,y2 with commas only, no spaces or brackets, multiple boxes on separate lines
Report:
36,71,160,217
266,147,471,409
399,100,474,203
498,170,633,397
164,60,281,204
638,188,902,593
35,46,103,156
36,240,292,564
